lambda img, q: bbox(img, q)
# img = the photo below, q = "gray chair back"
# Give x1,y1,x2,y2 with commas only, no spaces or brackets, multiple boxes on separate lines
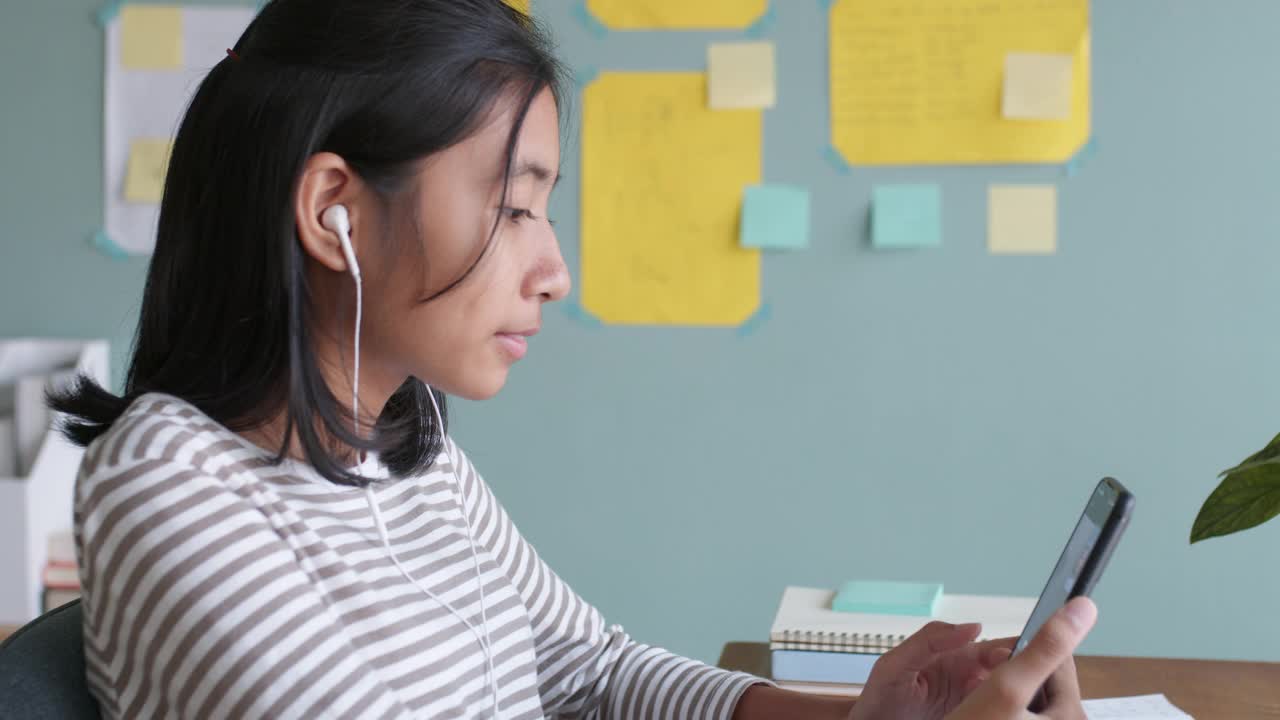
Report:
0,599,101,719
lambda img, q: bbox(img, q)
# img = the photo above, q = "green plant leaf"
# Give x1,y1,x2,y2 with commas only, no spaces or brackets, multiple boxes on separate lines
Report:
1219,431,1280,477
1191,461,1280,543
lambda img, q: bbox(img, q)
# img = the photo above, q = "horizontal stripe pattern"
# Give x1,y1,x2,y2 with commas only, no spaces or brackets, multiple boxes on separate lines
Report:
75,394,764,718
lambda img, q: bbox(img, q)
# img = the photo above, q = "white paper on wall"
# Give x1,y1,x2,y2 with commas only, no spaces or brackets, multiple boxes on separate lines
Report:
102,5,256,255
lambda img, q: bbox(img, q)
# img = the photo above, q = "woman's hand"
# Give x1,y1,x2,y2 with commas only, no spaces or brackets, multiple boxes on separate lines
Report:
945,597,1097,720
848,620,1013,720
848,597,1097,720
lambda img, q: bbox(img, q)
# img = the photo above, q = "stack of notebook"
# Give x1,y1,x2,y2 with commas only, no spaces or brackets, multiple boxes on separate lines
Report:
41,530,80,612
769,584,1037,696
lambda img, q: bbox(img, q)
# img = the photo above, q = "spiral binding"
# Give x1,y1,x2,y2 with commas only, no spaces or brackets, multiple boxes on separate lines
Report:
769,629,908,653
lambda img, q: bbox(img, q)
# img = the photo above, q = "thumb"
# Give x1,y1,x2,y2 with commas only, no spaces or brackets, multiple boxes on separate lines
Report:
998,597,1097,706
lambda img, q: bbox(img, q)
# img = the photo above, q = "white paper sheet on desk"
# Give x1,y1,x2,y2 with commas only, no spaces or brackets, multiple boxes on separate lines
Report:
1083,694,1193,719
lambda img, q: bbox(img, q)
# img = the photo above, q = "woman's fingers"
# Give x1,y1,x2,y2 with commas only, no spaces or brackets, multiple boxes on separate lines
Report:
961,668,990,697
981,644,1013,669
1042,653,1084,712
984,636,1019,651
879,621,983,675
945,600,1096,719
996,598,1096,709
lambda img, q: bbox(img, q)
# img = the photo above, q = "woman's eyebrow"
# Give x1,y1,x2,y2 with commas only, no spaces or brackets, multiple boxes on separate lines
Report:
511,159,561,187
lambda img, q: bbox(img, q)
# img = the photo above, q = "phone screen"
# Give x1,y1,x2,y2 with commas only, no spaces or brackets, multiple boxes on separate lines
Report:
1013,479,1118,655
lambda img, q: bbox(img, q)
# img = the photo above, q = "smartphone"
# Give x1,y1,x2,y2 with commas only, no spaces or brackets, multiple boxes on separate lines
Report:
1013,477,1134,712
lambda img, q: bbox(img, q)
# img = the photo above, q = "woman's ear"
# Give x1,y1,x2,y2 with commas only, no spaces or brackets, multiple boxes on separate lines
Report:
296,152,362,274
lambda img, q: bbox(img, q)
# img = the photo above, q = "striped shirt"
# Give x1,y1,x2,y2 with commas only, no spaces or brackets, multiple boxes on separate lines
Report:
74,394,764,718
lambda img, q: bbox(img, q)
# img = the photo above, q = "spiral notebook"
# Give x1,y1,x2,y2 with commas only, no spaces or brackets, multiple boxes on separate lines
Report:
770,586,1036,652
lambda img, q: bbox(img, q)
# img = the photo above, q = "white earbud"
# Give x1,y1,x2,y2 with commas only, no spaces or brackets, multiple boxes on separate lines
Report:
329,200,498,716
321,204,360,281
321,205,363,443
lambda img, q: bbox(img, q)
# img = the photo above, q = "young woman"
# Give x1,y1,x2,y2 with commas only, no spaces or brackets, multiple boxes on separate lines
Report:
54,1,1096,717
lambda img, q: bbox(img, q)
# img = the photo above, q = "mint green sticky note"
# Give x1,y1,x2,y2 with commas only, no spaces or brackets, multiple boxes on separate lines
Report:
832,580,943,616
740,184,810,250
872,184,942,249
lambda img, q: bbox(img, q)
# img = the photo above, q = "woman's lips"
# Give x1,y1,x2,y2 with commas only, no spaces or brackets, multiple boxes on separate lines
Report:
495,331,533,360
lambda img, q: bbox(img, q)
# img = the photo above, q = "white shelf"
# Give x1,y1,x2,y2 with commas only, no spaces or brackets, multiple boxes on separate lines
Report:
0,339,109,625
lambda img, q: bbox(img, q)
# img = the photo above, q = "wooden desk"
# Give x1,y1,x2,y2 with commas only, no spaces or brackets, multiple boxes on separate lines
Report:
0,625,16,644
719,642,1280,719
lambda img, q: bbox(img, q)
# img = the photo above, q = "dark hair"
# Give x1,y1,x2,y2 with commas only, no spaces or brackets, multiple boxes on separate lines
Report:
50,0,566,486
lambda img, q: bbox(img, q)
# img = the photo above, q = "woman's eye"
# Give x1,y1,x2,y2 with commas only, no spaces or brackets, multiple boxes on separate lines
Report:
503,207,535,223
502,207,557,227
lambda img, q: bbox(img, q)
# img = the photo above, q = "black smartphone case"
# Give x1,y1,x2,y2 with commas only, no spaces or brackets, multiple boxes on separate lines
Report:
1029,477,1135,713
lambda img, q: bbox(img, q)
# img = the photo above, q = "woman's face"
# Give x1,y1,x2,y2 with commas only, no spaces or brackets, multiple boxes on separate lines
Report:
359,87,569,402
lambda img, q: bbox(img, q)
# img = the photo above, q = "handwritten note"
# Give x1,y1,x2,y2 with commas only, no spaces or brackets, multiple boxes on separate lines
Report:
1082,694,1193,719
708,42,776,110
587,0,767,29
581,72,761,325
1003,52,1074,119
120,5,184,70
988,184,1057,255
828,0,1090,165
123,138,174,203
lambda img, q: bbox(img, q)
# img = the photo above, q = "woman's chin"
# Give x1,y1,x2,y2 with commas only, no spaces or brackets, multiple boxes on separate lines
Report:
446,371,509,402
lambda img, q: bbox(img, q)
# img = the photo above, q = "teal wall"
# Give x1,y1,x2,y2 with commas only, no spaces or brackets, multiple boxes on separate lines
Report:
3,0,1277,665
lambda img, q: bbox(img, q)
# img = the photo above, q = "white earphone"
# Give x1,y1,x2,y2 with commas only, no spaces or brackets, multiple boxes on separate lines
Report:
321,205,363,441
320,205,499,718
322,205,360,281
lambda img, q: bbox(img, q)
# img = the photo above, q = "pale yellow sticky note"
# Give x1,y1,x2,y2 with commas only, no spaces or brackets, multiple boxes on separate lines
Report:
829,0,1090,165
1003,53,1073,119
505,0,530,15
581,72,761,325
988,185,1057,255
587,0,767,29
124,138,174,203
120,5,184,70
708,42,776,110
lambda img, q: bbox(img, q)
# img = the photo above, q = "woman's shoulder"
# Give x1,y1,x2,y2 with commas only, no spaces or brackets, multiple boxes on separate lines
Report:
84,393,208,467
79,392,266,494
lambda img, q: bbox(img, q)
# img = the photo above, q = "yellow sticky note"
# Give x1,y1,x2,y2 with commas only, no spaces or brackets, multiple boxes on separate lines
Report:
708,42,776,110
120,5,184,70
124,138,174,203
988,185,1057,255
505,0,530,14
829,0,1090,165
581,72,761,325
587,0,767,29
1003,53,1073,120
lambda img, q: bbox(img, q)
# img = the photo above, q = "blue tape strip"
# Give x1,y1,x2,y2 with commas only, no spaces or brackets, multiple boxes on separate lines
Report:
571,0,609,38
563,300,604,328
575,66,599,90
735,302,773,338
1064,136,1098,178
743,4,777,39
91,229,132,260
823,145,852,175
96,0,122,26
